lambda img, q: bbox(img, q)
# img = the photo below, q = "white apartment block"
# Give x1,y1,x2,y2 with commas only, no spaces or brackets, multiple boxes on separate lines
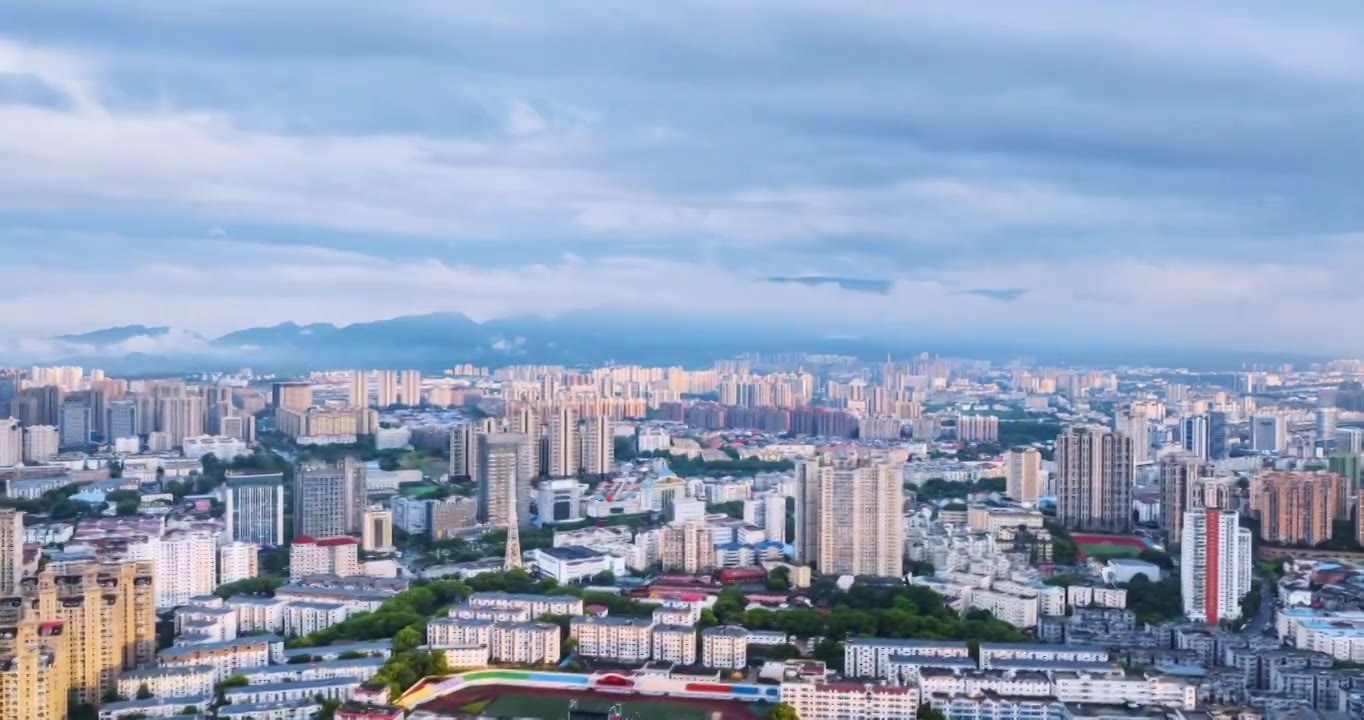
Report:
651,624,698,665
781,681,920,720
919,670,1052,698
158,636,275,682
467,592,584,618
1052,672,1196,710
965,589,1038,630
282,601,348,637
289,537,360,581
159,530,218,609
928,693,1068,720
446,603,532,623
571,616,655,664
117,664,217,699
977,644,1110,670
428,617,493,649
22,425,59,463
701,626,748,670
183,435,250,461
227,596,288,634
443,644,492,669
219,542,259,586
428,617,560,665
1066,586,1127,610
846,639,972,681
490,621,561,665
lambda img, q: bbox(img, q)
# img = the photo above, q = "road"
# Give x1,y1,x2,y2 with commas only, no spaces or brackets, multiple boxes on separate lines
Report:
1242,576,1275,635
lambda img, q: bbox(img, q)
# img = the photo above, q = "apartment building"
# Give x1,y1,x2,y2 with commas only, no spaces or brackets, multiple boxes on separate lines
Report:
702,625,749,670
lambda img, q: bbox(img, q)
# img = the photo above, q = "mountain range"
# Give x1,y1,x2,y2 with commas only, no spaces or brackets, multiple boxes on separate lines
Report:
3,311,1327,374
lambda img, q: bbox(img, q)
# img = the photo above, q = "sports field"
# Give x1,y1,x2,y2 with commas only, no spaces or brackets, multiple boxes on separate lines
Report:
1071,533,1148,560
420,685,770,720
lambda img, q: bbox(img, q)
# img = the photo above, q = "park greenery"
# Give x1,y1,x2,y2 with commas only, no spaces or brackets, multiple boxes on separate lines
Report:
908,477,1007,501
623,447,794,477
289,569,656,698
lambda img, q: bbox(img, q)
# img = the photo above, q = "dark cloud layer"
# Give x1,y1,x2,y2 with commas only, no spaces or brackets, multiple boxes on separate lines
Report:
0,2,1362,353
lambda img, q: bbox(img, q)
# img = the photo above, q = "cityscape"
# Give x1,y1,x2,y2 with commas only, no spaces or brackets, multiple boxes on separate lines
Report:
3,3,1363,720
3,359,1364,720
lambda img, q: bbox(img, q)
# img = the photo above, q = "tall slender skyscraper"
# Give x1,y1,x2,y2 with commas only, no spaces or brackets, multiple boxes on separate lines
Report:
374,370,399,408
31,561,157,705
547,406,580,477
1114,407,1150,463
348,370,369,408
504,492,522,571
794,453,904,577
58,400,91,448
1005,447,1042,503
506,406,541,481
0,418,20,467
106,400,138,440
294,460,366,538
400,370,422,406
1181,484,1252,624
227,471,286,546
0,508,21,594
1055,426,1135,533
478,433,525,527
1158,452,1203,548
580,414,614,476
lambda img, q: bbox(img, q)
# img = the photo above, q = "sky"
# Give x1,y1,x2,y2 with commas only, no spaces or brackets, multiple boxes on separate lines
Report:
1,1,1363,356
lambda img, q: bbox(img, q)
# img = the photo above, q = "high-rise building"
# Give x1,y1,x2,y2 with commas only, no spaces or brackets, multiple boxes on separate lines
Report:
504,496,522,571
15,385,62,426
547,406,580,477
347,370,369,408
1250,415,1287,453
795,453,905,577
293,458,366,538
478,433,525,527
30,561,157,705
1335,428,1364,456
57,401,91,448
362,510,394,552
0,509,21,594
400,370,422,407
956,414,999,443
289,536,360,581
1005,447,1043,503
0,608,69,720
1114,407,1150,463
1317,407,1339,450
1180,415,1211,461
106,400,138,441
1252,471,1339,547
21,425,58,464
158,395,205,448
450,418,497,480
158,530,217,609
226,471,286,546
1208,411,1229,460
506,406,541,481
374,370,399,408
1055,426,1134,533
219,542,259,585
0,418,20,467
580,414,614,476
661,521,716,573
270,381,314,412
1181,507,1252,624
1158,452,1203,548
1329,454,1363,503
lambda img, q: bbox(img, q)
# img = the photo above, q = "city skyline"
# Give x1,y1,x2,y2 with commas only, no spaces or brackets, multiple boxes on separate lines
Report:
2,3,1364,355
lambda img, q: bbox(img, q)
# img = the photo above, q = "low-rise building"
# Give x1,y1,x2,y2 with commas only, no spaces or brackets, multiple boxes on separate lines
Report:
115,664,216,699
571,616,655,664
701,625,748,670
652,624,698,665
781,681,920,720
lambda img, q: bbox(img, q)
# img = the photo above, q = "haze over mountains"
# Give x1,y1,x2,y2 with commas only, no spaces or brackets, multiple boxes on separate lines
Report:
0,311,1326,375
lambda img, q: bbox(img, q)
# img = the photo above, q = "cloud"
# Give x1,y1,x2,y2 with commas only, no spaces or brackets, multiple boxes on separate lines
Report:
0,3,1361,355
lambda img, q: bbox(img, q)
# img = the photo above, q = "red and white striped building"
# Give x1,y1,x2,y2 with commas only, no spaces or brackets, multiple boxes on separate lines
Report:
1180,506,1252,624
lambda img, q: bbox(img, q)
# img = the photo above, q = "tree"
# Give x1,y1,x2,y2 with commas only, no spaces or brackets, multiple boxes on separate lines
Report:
767,702,800,720
918,707,948,720
394,627,424,654
813,639,844,672
136,682,153,700
180,708,200,716
591,570,617,585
